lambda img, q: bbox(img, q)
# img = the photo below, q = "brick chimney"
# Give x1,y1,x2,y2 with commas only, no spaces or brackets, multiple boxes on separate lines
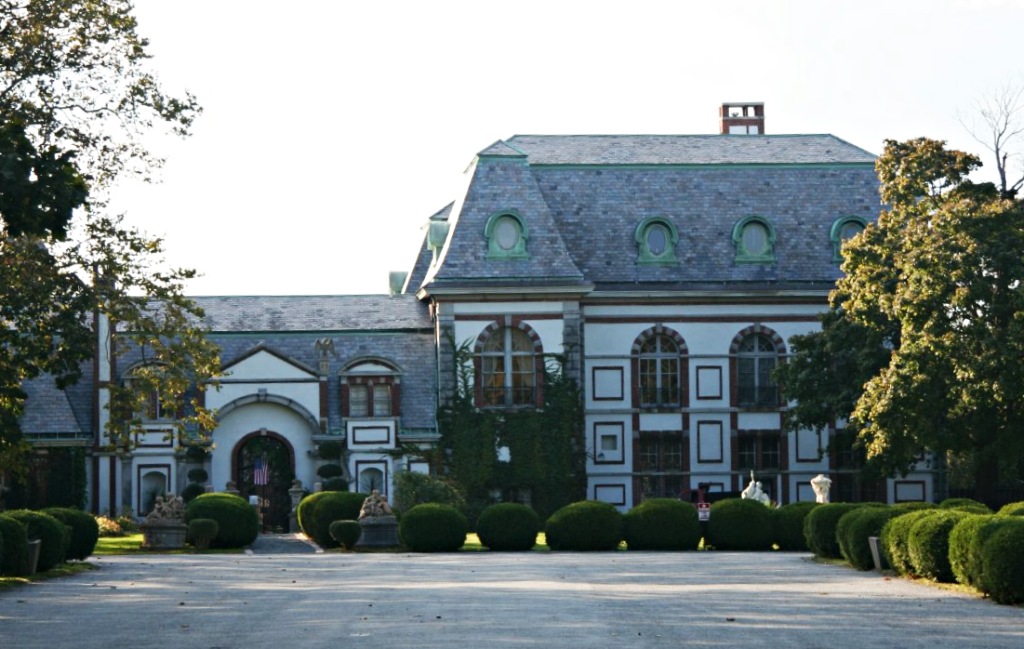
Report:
720,102,764,135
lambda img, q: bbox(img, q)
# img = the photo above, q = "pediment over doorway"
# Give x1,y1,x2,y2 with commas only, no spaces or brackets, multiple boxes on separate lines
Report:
221,344,318,381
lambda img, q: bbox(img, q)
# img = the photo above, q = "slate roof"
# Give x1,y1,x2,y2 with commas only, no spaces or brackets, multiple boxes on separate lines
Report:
501,134,877,165
19,375,88,438
192,294,431,332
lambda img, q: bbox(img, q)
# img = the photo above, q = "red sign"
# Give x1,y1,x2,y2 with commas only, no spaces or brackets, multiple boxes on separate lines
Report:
698,502,711,521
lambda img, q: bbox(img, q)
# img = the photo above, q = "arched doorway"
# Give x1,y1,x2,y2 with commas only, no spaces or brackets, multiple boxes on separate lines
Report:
234,432,295,532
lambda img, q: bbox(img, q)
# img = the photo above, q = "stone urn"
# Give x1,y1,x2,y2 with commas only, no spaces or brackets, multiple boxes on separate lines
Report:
140,494,188,550
356,515,399,548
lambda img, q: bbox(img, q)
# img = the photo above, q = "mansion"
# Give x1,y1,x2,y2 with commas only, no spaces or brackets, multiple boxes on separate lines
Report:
16,104,938,520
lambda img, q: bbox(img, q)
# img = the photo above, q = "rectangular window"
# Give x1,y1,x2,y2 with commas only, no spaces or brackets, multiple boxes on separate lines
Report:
372,385,391,417
349,385,369,417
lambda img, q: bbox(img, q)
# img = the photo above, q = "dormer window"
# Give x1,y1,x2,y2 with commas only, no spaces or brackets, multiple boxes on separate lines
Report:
485,211,529,259
830,216,867,263
732,216,776,263
341,359,401,418
635,217,679,264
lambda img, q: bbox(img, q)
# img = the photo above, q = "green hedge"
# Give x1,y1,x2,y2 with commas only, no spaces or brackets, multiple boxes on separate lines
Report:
297,491,367,548
706,498,772,551
316,463,344,479
938,498,991,514
803,503,862,559
771,501,817,551
187,518,219,550
399,503,468,552
476,503,540,551
545,501,623,551
181,483,206,503
0,515,29,576
623,499,700,551
43,507,99,561
978,517,1024,604
880,509,937,576
948,514,997,588
907,509,971,582
996,501,1024,516
4,510,68,572
184,493,259,549
329,520,362,550
836,506,895,570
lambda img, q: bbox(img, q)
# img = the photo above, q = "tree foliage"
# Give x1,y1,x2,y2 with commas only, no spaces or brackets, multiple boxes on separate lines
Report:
0,1,217,471
781,137,1024,500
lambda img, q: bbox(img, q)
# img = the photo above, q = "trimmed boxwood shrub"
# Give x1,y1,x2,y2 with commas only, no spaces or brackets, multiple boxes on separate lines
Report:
623,499,700,551
321,477,348,492
329,520,362,550
186,468,209,484
907,509,971,582
545,501,623,551
978,517,1024,604
804,503,861,559
706,498,772,551
187,518,219,550
317,463,344,480
43,507,99,561
880,509,937,576
184,493,259,549
837,506,896,570
476,503,541,551
938,498,991,514
888,501,936,515
300,491,367,548
771,502,817,551
997,501,1024,516
181,483,206,503
948,514,997,588
5,510,69,572
0,515,29,576
399,503,468,552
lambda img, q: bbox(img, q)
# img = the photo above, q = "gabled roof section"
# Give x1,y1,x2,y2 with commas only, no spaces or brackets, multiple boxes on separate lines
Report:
221,343,318,379
504,134,876,165
192,294,431,332
422,151,587,292
477,140,528,158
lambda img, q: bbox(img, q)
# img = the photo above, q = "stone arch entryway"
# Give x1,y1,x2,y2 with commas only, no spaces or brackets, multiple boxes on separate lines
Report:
233,430,296,532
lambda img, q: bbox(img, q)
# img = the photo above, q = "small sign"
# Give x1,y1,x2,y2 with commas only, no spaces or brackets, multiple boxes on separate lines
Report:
698,502,711,522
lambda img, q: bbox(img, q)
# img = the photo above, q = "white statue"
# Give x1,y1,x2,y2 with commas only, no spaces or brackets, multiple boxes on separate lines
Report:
811,474,832,504
741,471,771,506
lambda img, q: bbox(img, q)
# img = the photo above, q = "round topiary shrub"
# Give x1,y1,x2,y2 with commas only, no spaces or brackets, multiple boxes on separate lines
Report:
181,483,207,503
187,468,209,484
997,501,1024,516
907,509,971,582
771,501,818,551
316,463,344,480
184,493,259,549
836,506,896,570
329,520,362,549
317,440,343,460
938,498,991,514
43,507,99,561
476,503,541,551
948,514,997,588
888,501,936,515
545,501,623,551
0,515,29,576
399,503,468,552
804,503,863,559
4,510,69,572
706,498,772,551
321,477,348,492
622,499,700,551
187,518,219,550
978,517,1024,604
303,491,368,548
880,509,938,576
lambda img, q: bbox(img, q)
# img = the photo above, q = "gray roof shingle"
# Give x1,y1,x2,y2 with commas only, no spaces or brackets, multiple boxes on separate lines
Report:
192,294,431,332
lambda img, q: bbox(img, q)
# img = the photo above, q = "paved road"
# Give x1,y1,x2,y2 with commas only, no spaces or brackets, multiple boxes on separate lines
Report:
1,548,1021,648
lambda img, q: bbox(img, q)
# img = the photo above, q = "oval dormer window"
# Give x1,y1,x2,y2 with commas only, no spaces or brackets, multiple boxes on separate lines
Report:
646,223,669,256
494,216,520,251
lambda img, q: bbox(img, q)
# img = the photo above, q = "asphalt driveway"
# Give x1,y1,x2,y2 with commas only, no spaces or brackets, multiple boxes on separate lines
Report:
1,545,1021,648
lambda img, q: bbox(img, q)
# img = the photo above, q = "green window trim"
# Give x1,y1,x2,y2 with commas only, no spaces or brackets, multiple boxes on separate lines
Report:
829,215,867,263
634,217,679,264
484,210,529,259
732,215,777,263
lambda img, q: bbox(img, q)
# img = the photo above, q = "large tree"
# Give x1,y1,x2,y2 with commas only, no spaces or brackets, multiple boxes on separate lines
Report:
780,138,1024,502
1,1,218,473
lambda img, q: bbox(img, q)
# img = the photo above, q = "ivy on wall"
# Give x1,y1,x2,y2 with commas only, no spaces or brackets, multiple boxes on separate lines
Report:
435,340,586,523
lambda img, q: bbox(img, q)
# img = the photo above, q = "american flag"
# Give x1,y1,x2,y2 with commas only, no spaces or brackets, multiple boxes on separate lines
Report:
253,456,269,486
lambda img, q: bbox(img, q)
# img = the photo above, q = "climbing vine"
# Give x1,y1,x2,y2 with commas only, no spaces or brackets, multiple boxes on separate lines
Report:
435,339,586,523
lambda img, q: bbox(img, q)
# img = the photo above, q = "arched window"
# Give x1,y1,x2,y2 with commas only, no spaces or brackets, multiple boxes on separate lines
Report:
736,333,779,408
477,324,541,407
732,216,777,263
638,334,681,407
830,216,867,262
634,217,679,264
484,211,529,259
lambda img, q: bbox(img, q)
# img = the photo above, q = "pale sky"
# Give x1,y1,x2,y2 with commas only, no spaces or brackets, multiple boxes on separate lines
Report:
110,0,1024,296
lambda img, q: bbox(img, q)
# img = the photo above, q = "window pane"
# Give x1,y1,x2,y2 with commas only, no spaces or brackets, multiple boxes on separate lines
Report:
762,436,781,469
742,223,768,255
663,438,682,470
840,221,863,240
372,385,391,417
349,385,368,417
495,217,520,250
646,224,668,255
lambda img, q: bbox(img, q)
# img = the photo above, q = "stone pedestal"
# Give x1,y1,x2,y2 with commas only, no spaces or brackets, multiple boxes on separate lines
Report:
356,515,399,548
141,523,188,550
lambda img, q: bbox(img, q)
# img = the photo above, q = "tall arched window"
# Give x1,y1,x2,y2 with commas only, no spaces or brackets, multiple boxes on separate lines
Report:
736,333,779,408
478,325,540,407
638,334,681,407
